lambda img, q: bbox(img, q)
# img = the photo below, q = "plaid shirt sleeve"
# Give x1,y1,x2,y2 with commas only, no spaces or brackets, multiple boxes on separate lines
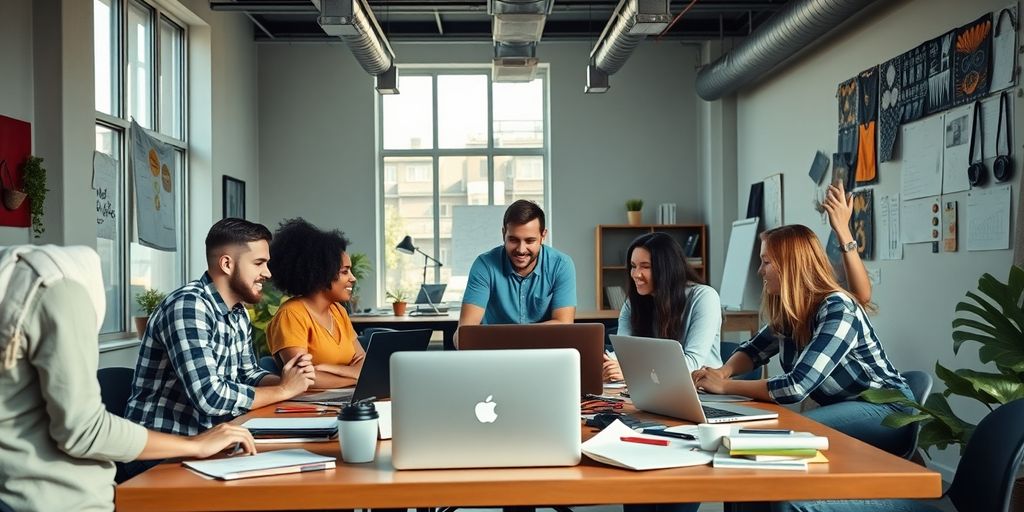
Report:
764,297,858,404
162,295,257,416
239,314,270,386
736,325,779,368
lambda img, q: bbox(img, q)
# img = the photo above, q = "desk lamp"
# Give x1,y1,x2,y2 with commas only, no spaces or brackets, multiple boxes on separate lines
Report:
396,235,444,314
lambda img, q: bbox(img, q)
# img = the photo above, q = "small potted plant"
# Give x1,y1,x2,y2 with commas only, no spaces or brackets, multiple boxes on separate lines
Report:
386,288,409,316
134,288,166,338
626,199,643,225
1,156,48,238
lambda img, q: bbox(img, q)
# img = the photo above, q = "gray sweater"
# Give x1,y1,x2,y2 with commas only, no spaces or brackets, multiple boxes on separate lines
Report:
617,284,724,370
0,271,147,511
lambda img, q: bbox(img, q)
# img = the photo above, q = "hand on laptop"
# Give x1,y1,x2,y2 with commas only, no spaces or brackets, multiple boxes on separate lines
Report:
603,353,624,383
188,423,258,458
691,365,730,394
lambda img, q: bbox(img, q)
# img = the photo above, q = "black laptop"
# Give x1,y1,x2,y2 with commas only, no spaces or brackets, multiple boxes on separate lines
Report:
350,329,433,402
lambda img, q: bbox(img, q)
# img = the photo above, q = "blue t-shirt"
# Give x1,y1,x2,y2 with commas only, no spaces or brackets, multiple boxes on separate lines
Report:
462,245,577,324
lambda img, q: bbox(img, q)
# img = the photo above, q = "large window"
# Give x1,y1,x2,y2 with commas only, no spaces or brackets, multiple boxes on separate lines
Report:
95,0,187,335
378,70,549,305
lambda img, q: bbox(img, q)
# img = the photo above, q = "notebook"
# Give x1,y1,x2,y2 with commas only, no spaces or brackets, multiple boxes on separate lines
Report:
609,334,778,424
457,323,605,395
390,348,581,470
182,449,336,480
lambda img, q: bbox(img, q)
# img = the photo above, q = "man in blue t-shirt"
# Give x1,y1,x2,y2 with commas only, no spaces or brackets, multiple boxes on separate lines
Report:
457,200,577,341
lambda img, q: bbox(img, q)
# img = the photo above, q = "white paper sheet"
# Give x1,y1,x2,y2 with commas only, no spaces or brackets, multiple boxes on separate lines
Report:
967,185,1012,251
581,420,711,471
375,401,392,440
129,120,177,250
991,5,1019,92
879,194,903,260
901,116,944,200
942,105,972,193
92,152,119,241
900,197,941,244
182,449,335,480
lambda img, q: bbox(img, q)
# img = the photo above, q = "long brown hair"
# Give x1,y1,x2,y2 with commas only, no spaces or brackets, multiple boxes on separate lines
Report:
626,232,704,340
759,225,856,348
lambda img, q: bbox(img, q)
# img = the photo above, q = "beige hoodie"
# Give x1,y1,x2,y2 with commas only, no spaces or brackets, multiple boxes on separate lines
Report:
0,246,147,512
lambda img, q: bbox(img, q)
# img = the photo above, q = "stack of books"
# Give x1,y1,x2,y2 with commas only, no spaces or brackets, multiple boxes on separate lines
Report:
605,286,627,311
241,417,339,444
713,430,829,470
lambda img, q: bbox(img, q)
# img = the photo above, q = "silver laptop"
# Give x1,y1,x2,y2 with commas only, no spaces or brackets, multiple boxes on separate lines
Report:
610,334,778,424
390,348,582,470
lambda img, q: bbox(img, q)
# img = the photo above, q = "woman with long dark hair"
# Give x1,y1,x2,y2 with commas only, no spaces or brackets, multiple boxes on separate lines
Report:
604,232,722,382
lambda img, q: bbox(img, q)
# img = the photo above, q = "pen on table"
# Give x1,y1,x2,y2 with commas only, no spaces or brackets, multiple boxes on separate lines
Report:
737,428,794,435
620,436,669,446
227,443,245,457
640,428,696,440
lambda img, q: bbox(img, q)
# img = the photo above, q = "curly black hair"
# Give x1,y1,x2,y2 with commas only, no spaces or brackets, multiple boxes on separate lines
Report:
268,218,351,297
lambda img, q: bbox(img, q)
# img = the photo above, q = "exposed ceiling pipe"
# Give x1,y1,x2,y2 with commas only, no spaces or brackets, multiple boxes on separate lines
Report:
695,0,881,101
489,0,553,82
314,0,395,75
591,0,671,76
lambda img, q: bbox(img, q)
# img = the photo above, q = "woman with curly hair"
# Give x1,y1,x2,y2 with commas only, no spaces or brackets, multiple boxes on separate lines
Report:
267,218,365,388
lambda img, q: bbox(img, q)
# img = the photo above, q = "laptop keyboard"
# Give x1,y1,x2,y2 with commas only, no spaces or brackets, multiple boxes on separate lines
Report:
701,405,737,419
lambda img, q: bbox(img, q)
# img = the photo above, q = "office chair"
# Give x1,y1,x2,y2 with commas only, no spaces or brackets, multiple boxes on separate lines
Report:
900,371,933,460
719,341,764,380
258,355,279,374
96,367,135,417
0,497,14,512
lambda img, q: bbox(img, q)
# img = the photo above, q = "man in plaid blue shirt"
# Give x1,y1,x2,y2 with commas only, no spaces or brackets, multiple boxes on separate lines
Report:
123,219,315,477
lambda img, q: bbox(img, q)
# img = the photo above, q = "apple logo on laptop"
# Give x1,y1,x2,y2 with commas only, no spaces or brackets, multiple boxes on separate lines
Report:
475,395,498,423
650,369,661,385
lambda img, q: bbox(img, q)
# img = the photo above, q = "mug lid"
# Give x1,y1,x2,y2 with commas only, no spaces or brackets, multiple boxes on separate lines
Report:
339,400,378,421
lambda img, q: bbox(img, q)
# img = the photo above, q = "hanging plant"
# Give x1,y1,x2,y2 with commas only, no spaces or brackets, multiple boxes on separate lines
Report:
21,156,48,238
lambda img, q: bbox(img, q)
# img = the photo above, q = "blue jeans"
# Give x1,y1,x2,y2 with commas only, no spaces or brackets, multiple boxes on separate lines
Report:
803,387,916,457
731,499,941,512
624,504,699,512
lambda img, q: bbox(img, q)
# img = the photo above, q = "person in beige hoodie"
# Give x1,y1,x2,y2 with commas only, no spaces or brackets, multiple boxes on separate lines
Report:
0,246,257,512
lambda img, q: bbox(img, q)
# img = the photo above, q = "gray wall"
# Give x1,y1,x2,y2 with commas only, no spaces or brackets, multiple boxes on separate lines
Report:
0,0,35,242
734,0,1021,474
258,40,704,309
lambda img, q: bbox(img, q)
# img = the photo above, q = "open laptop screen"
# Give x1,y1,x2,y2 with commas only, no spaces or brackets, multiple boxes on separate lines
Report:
415,283,446,305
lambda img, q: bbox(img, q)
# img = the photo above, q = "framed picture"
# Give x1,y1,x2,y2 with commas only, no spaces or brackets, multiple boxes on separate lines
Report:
222,175,245,219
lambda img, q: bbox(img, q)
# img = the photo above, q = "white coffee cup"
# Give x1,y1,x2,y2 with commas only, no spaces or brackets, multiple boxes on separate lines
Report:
338,401,379,463
697,423,732,452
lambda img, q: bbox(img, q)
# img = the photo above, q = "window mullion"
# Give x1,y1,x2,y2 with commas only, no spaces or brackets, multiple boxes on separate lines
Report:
486,72,495,205
431,73,441,283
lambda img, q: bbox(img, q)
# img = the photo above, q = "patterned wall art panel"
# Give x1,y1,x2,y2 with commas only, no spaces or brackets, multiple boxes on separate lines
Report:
953,13,994,106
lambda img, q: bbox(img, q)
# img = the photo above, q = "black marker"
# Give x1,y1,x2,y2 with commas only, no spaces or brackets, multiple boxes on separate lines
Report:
640,428,696,441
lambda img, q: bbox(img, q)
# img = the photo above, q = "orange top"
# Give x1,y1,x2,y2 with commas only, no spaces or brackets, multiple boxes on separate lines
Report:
267,297,358,365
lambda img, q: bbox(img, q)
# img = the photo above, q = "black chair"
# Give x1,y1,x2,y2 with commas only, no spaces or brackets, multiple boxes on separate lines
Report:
0,497,14,512
96,367,135,417
900,371,933,460
258,355,279,374
719,341,764,380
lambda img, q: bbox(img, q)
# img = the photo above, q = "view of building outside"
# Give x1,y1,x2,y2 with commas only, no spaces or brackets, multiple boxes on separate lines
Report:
379,71,547,307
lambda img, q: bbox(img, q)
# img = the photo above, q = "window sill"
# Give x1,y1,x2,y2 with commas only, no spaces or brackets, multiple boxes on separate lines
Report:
99,337,142,353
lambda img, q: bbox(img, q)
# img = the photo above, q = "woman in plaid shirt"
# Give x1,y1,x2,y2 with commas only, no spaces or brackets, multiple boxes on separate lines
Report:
693,224,914,456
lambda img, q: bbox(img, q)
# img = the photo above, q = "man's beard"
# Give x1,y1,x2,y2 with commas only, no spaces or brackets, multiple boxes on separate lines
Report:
508,249,537,271
229,270,264,304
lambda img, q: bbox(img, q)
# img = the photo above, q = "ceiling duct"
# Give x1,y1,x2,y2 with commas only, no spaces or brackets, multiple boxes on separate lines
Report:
314,0,396,80
695,0,881,101
488,0,554,43
586,0,671,93
493,42,540,82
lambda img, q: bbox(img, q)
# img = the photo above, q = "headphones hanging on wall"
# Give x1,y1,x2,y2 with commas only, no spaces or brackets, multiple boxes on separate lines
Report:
967,100,987,187
994,91,1014,183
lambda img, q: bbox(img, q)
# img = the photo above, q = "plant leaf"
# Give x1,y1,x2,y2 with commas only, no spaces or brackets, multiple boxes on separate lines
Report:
935,363,999,405
881,411,931,429
861,388,914,405
953,369,1024,404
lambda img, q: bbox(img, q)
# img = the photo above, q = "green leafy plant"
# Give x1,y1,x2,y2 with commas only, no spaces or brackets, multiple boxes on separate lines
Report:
862,265,1024,455
348,252,372,307
386,288,409,303
21,156,48,238
135,288,167,316
247,281,289,358
625,199,643,212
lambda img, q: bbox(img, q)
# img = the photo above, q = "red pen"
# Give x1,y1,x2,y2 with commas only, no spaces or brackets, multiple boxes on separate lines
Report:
620,436,669,446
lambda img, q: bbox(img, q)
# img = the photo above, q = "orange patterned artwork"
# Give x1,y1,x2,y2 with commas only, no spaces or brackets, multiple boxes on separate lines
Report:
954,13,993,106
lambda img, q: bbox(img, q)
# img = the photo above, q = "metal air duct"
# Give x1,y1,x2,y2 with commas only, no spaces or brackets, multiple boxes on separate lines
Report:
591,0,671,76
695,0,882,101
315,0,395,76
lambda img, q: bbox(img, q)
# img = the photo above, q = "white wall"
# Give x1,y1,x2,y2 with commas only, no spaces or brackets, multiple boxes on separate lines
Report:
258,40,704,309
0,0,35,243
735,0,1021,474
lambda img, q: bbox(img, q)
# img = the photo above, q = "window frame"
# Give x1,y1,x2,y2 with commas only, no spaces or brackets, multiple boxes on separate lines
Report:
95,0,190,340
376,66,551,306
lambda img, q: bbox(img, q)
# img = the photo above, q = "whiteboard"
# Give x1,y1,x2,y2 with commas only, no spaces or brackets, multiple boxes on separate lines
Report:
720,217,760,311
451,205,506,275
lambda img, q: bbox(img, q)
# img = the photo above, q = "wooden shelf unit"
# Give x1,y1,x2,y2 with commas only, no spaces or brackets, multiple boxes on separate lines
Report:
595,224,708,311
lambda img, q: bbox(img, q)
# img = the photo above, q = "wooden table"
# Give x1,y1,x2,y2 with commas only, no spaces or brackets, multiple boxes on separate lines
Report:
351,310,762,350
116,402,940,511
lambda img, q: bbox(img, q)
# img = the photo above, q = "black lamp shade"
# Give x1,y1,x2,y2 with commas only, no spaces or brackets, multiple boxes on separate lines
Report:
396,235,416,255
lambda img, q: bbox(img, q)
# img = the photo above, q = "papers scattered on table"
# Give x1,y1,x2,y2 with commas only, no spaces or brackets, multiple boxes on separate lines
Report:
582,420,711,471
182,449,336,480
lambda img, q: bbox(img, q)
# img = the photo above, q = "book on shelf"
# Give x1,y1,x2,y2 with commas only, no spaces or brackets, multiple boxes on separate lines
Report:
182,449,336,480
682,234,700,257
605,286,627,311
722,431,829,451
